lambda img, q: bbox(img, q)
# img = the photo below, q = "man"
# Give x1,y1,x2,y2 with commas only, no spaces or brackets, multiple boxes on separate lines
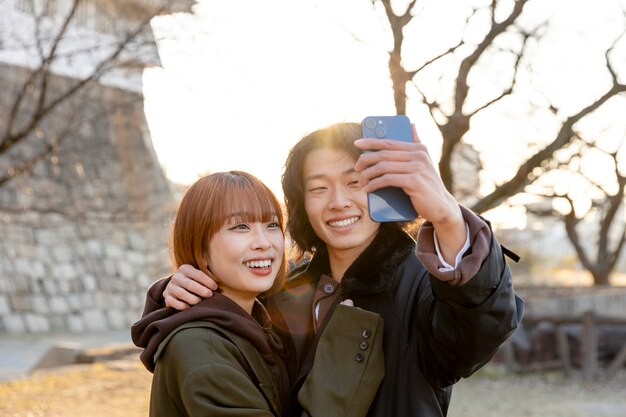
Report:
138,122,523,416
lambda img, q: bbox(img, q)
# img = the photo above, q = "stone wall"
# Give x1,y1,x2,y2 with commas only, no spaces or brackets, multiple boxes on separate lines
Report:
0,62,177,333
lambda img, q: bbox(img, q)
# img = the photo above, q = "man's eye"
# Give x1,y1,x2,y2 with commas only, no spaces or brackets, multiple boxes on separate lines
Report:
348,180,359,187
309,186,326,192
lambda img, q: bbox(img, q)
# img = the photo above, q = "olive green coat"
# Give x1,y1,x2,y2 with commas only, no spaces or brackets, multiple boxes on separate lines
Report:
149,305,384,417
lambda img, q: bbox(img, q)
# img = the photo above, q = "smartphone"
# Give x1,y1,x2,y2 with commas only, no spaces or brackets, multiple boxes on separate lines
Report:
361,115,418,222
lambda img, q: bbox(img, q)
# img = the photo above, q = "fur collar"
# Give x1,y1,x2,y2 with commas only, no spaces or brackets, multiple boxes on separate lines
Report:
293,224,416,297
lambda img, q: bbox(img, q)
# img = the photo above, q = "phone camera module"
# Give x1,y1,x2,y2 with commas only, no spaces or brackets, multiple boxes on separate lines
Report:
364,118,377,130
375,125,386,138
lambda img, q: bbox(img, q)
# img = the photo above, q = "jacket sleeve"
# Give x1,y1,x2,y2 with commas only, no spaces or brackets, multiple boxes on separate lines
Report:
141,276,171,317
298,305,384,417
413,209,524,387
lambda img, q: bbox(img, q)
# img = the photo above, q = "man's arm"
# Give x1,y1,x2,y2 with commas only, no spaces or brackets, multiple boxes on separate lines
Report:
140,264,218,316
413,208,524,386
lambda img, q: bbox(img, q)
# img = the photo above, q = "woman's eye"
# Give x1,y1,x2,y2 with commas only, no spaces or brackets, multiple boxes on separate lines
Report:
308,186,326,192
268,222,281,229
230,223,249,230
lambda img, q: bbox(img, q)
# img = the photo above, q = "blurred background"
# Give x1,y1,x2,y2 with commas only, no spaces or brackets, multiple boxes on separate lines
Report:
0,0,625,416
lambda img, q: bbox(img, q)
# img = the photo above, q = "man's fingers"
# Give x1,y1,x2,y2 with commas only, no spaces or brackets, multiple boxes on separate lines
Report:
354,138,415,152
172,274,214,298
164,293,190,310
411,124,421,144
179,264,218,291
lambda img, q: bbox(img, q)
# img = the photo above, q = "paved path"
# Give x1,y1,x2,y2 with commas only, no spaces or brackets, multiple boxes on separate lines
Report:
0,330,132,381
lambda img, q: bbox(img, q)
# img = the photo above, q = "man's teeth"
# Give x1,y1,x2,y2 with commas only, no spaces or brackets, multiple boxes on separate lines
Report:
244,259,272,268
328,216,359,228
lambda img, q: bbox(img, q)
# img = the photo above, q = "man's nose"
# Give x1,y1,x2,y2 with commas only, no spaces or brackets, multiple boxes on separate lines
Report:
328,186,352,209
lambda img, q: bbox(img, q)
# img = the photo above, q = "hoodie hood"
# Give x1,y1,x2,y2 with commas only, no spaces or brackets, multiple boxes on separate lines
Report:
131,292,286,373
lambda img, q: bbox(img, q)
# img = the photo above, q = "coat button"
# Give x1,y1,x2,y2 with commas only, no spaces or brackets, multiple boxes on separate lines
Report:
323,283,335,294
359,341,368,350
355,353,364,362
361,329,371,339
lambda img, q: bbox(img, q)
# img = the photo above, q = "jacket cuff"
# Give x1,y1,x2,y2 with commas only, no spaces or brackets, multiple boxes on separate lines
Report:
416,205,491,285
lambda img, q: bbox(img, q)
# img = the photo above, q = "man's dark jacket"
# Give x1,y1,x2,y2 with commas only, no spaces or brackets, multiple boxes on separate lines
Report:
264,221,524,417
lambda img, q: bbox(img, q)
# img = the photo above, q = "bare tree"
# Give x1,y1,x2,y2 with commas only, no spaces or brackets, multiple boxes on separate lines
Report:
370,0,626,284
374,0,626,210
527,139,626,285
0,0,186,219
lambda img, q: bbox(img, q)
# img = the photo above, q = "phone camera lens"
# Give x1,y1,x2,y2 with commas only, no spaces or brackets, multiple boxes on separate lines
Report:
365,118,377,129
375,126,386,138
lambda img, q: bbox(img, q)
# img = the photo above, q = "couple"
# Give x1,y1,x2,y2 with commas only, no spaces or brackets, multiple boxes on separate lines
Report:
132,122,524,416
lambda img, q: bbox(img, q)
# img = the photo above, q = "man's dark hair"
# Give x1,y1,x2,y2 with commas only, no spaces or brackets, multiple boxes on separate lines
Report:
281,123,362,258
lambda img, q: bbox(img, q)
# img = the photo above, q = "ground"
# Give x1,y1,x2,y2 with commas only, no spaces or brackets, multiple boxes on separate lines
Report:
1,355,625,417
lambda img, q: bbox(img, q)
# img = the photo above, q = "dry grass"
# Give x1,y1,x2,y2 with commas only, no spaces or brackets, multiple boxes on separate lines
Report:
1,356,625,417
0,357,151,417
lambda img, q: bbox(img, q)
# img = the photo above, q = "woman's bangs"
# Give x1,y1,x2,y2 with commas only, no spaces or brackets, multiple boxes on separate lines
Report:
221,181,281,225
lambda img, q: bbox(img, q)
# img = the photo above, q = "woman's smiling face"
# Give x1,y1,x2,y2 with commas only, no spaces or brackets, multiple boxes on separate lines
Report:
207,214,284,309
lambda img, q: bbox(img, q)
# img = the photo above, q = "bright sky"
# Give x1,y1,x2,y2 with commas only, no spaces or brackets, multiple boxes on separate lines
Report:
142,0,626,227
143,0,398,200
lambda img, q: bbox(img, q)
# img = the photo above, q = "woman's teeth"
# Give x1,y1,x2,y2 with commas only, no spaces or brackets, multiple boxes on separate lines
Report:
244,259,272,268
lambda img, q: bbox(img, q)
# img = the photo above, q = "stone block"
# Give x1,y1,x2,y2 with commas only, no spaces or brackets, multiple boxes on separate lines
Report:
51,246,73,262
126,293,143,309
128,232,146,250
138,272,154,288
49,296,69,314
66,294,82,311
67,315,85,332
42,279,57,294
83,309,108,332
103,259,117,277
9,294,31,311
30,261,46,279
31,295,50,314
81,274,98,292
57,280,73,294
35,229,59,245
0,295,10,315
80,293,95,308
117,261,135,280
85,240,104,258
49,315,67,332
106,309,127,329
2,315,25,333
24,314,51,332
14,258,34,276
126,251,144,266
104,243,123,259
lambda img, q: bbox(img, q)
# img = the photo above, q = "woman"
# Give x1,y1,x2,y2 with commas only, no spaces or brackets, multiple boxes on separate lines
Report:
132,171,384,417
